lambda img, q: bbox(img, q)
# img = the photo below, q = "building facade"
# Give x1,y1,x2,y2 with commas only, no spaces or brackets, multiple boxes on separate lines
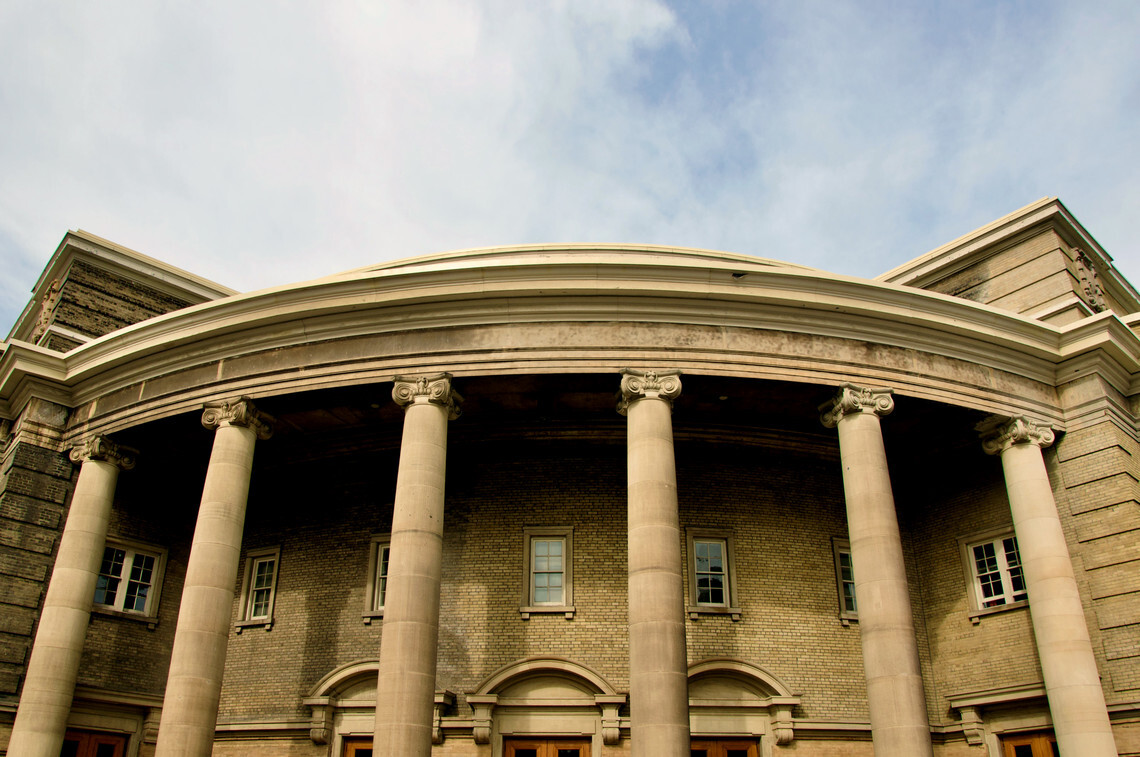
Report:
0,198,1138,756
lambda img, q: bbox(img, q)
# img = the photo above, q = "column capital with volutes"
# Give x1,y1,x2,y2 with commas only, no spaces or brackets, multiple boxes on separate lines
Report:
819,383,894,428
617,368,682,416
392,374,462,419
201,398,274,439
978,415,1055,455
68,434,137,470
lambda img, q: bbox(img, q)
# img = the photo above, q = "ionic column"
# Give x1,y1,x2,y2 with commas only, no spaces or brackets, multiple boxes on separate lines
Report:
374,374,461,757
155,399,272,757
980,417,1117,756
820,384,933,757
8,436,136,757
619,368,690,757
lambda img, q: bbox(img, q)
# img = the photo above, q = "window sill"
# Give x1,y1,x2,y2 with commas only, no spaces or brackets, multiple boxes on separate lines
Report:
363,610,385,625
92,606,159,630
520,605,575,620
969,600,1028,624
687,605,742,621
235,618,273,633
838,612,859,627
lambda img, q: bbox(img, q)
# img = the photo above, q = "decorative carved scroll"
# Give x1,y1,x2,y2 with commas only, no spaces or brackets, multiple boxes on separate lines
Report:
201,397,274,439
1074,248,1107,313
30,279,61,344
819,383,894,428
69,434,138,470
392,374,462,419
978,415,1055,455
617,368,682,415
772,702,795,745
467,695,497,744
433,690,456,745
956,705,985,746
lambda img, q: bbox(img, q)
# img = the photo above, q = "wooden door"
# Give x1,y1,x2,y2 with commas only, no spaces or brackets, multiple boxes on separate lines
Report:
59,731,128,757
690,739,759,757
504,737,591,757
342,737,373,757
1001,731,1059,757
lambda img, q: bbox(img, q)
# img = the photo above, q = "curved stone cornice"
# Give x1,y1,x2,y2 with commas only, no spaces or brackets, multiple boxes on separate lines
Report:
617,368,682,415
69,434,137,470
819,383,894,428
16,248,1140,436
392,374,462,419
201,398,274,439
978,415,1056,455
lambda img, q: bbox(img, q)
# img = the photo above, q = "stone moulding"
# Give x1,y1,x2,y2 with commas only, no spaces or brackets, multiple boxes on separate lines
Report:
687,658,802,746
5,249,1116,420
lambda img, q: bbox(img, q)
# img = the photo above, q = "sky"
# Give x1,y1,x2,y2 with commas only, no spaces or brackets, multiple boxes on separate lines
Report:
2,1,1138,332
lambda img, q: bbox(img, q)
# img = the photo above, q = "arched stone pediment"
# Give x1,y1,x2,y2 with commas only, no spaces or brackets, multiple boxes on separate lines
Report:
474,656,619,698
468,657,625,747
687,659,801,746
688,658,796,701
307,659,378,701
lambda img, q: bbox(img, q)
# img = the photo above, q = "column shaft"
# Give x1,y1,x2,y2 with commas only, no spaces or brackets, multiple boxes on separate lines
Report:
374,376,458,757
995,432,1117,756
156,400,269,757
622,370,689,757
9,438,134,757
824,385,933,757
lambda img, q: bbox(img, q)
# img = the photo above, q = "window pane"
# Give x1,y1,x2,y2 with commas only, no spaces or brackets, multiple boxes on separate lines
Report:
557,750,581,757
95,548,126,606
95,744,118,757
1013,745,1033,757
695,539,727,605
532,538,565,605
254,558,275,590
123,552,156,612
375,545,389,609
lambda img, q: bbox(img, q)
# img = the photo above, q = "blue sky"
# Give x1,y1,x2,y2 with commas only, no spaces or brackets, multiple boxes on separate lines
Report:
2,1,1138,332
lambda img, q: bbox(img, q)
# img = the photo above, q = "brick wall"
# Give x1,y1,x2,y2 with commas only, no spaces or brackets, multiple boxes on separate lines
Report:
0,440,74,697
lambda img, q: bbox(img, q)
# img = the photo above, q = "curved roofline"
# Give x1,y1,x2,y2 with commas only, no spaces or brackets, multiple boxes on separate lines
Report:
326,243,818,280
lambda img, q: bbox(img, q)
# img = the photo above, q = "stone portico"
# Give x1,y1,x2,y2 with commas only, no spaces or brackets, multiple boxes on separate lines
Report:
1,199,1138,756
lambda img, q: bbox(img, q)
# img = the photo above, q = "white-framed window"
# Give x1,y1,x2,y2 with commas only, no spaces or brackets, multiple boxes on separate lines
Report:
832,537,857,623
363,535,390,624
686,530,741,620
520,527,574,619
959,529,1028,622
93,539,166,620
236,546,280,631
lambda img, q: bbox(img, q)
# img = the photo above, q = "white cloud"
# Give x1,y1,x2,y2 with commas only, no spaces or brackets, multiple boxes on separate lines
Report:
1,1,1138,331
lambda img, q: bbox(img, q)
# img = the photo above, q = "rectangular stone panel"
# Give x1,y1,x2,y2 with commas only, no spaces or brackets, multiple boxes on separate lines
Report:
1095,593,1140,631
1060,447,1135,488
0,521,59,554
1108,657,1140,692
1101,625,1140,662
0,492,64,529
7,442,73,481
0,551,49,581
1055,422,1121,462
0,606,35,636
1078,529,1140,569
0,576,46,609
1066,473,1140,516
0,633,30,665
0,669,18,694
1088,560,1140,600
1075,503,1140,543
